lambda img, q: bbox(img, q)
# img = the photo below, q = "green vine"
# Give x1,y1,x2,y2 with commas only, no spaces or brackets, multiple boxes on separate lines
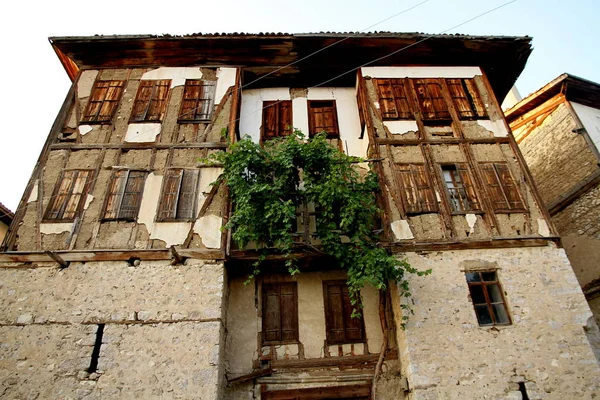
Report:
205,130,428,316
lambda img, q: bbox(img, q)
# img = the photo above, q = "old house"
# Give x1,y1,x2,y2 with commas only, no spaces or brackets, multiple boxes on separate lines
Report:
0,203,13,244
505,74,600,341
0,33,599,399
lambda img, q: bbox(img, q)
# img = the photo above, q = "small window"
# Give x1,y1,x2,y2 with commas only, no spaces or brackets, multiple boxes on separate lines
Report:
82,80,125,123
308,100,340,138
44,170,94,221
479,163,525,212
178,80,216,122
413,79,450,121
446,79,487,119
103,170,147,220
374,79,412,120
262,100,293,140
441,164,480,213
157,169,201,221
262,282,298,345
130,80,171,122
465,271,511,326
323,280,365,344
395,164,438,214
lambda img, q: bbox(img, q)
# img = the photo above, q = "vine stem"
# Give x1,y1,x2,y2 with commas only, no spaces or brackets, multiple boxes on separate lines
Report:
372,289,389,399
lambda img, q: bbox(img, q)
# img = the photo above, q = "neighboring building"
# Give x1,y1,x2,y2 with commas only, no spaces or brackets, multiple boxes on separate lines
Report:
0,203,13,244
506,73,600,334
0,33,598,399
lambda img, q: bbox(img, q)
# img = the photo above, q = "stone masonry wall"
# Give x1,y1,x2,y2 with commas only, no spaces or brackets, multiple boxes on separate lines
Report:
395,246,600,399
0,260,226,399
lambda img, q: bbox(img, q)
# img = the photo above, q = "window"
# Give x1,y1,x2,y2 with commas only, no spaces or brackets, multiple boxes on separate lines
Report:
82,80,125,123
262,282,298,344
446,79,487,119
44,170,94,221
413,79,450,121
479,163,525,212
308,100,340,138
262,101,293,140
130,80,171,122
465,271,510,326
178,80,216,122
394,164,438,214
374,79,412,120
323,280,365,344
157,169,200,221
103,170,147,220
441,164,480,212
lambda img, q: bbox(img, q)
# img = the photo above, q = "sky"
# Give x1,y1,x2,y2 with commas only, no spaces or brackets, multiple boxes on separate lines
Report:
0,0,598,211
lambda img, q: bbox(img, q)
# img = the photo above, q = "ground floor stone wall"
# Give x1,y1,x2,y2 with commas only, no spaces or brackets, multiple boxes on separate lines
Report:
396,245,600,399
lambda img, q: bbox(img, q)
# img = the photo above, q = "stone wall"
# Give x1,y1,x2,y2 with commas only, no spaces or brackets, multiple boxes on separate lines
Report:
0,259,227,399
395,245,600,399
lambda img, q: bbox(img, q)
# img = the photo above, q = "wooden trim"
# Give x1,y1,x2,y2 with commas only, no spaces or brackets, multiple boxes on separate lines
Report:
375,137,510,145
49,142,228,150
271,348,397,369
261,383,371,400
548,170,600,215
227,367,273,384
229,68,242,143
388,236,560,252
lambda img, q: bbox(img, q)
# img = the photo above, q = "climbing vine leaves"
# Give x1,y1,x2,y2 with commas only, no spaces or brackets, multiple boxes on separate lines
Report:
207,130,427,311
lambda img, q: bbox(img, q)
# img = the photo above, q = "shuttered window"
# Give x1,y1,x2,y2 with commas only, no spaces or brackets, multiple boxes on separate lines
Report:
374,78,412,120
465,271,511,326
262,101,293,140
479,163,525,212
157,169,201,221
103,170,147,220
82,80,125,123
44,170,94,221
323,280,365,344
130,80,171,122
308,100,340,138
262,282,298,344
178,80,216,122
413,79,451,121
446,79,487,119
441,164,480,212
395,164,438,214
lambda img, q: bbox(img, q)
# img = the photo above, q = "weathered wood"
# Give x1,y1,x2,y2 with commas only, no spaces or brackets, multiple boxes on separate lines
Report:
170,246,187,265
45,251,69,268
49,142,228,150
270,349,397,370
376,137,510,146
261,383,371,400
388,236,560,252
227,367,273,384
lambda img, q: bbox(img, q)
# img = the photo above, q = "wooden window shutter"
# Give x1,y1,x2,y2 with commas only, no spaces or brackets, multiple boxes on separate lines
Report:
262,101,293,140
447,79,487,119
413,79,450,121
82,80,125,123
456,164,481,211
396,164,438,214
158,169,183,220
131,80,171,122
178,80,216,122
480,163,509,210
375,79,399,119
177,169,200,219
324,281,365,344
262,282,298,344
104,170,147,220
464,79,487,118
391,79,412,119
44,170,94,221
308,101,340,138
494,164,525,210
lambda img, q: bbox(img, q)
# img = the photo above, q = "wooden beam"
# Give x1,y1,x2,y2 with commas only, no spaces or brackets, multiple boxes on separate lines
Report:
49,142,228,151
376,137,510,146
45,251,69,268
261,383,371,400
388,236,560,252
227,367,273,384
170,246,187,265
548,170,600,215
270,349,397,370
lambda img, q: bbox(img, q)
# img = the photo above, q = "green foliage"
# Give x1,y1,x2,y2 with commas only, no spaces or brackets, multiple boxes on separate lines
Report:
204,130,428,311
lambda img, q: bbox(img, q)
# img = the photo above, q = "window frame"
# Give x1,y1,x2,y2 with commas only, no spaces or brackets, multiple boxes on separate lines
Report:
323,280,366,345
394,163,438,215
465,270,511,327
178,79,216,123
81,80,125,124
262,282,299,346
43,169,95,222
307,100,340,139
129,79,171,123
261,100,293,141
412,78,451,122
478,162,526,213
374,78,413,120
102,169,147,221
446,78,487,120
439,163,482,214
156,168,201,222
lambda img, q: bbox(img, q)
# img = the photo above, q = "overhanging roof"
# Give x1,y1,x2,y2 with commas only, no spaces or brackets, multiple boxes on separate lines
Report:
505,73,600,121
50,32,533,102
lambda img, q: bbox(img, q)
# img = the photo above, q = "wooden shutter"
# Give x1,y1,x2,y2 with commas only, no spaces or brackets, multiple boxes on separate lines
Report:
308,101,340,138
479,163,522,212
464,79,487,118
131,80,171,122
324,281,365,344
375,79,412,120
104,170,146,220
396,164,438,214
262,101,293,140
494,164,524,210
456,164,481,211
158,169,183,220
82,80,125,123
44,170,94,221
262,283,298,344
413,79,450,121
447,79,487,119
179,80,215,121
177,169,200,219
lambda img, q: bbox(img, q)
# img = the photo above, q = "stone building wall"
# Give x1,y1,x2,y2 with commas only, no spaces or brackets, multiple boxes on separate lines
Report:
0,260,227,399
394,245,600,399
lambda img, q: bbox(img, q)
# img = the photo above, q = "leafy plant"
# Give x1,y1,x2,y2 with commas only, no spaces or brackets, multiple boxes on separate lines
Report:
204,130,428,312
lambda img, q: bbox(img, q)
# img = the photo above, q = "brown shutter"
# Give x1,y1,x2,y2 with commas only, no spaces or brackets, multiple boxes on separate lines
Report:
375,79,399,119
262,101,278,139
131,81,154,122
119,171,146,220
280,283,298,342
324,281,364,344
494,164,525,210
456,164,480,211
391,79,412,119
179,80,202,121
480,163,510,211
104,170,126,219
464,79,487,118
177,169,200,219
341,285,364,341
413,164,438,213
279,101,293,136
262,282,298,344
158,169,183,220
308,101,339,138
396,164,438,214
447,79,474,119
62,170,92,220
82,81,124,123
263,284,282,343
396,164,419,214
45,170,93,220
146,80,170,121
414,79,450,121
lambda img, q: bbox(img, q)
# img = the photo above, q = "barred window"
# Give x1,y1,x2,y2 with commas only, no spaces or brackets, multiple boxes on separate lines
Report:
441,164,480,212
